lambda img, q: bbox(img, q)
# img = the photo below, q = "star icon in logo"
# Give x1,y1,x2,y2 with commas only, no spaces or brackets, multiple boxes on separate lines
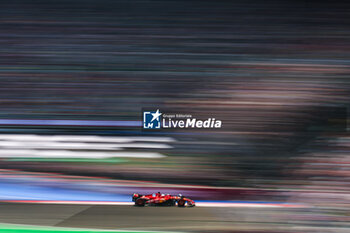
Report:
151,109,162,122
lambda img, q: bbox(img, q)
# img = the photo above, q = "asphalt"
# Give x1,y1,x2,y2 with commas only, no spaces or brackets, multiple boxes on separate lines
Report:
0,203,249,231
0,203,314,232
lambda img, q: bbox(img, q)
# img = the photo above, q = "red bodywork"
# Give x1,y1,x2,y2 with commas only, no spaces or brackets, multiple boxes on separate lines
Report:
132,192,195,207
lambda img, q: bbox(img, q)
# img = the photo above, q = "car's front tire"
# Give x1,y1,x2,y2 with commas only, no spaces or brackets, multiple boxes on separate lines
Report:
177,199,186,207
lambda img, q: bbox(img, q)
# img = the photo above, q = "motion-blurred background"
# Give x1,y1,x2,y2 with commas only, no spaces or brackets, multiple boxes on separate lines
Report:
0,0,349,232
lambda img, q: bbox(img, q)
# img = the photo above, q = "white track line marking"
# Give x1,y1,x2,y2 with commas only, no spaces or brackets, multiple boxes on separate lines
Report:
0,150,165,158
0,200,306,208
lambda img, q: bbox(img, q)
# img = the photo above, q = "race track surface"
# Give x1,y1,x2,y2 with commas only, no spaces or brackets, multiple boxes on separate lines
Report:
0,203,264,231
3,203,342,232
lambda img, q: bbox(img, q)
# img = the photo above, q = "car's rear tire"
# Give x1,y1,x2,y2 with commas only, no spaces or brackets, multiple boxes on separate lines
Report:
135,198,145,207
177,199,186,207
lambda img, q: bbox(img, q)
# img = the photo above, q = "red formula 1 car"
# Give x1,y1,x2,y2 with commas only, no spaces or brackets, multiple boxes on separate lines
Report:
132,192,195,207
